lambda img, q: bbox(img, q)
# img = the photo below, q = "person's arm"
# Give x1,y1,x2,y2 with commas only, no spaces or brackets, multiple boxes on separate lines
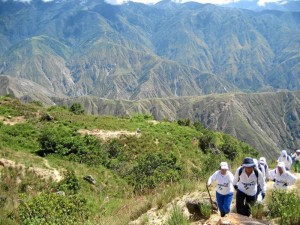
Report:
287,172,297,186
207,171,218,186
232,167,240,190
228,171,234,183
269,169,276,181
258,170,266,198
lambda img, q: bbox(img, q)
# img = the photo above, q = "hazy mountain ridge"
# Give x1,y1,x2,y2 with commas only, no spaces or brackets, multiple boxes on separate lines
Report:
0,0,300,99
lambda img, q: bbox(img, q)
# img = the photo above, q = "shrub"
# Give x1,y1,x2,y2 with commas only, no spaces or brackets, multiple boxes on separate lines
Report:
18,193,90,225
69,103,84,115
166,205,189,225
268,190,300,225
177,119,191,127
127,152,182,192
56,170,80,194
250,202,264,219
200,203,211,219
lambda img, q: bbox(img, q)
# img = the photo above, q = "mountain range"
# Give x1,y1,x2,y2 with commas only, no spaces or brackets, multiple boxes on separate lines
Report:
0,0,299,157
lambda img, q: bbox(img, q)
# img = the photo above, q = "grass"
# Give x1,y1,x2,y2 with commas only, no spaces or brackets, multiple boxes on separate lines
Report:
166,205,189,225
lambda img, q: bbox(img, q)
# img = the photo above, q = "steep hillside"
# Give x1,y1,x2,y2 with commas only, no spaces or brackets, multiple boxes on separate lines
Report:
0,0,299,98
0,96,259,224
0,75,65,105
54,91,300,158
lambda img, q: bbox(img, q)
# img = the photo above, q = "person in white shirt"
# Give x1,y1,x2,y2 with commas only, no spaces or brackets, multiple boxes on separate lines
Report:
258,157,269,181
233,157,266,217
291,150,300,172
269,161,297,189
207,162,234,217
278,150,293,170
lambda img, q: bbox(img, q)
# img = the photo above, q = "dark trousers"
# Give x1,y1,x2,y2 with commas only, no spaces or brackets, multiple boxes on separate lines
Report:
236,189,256,217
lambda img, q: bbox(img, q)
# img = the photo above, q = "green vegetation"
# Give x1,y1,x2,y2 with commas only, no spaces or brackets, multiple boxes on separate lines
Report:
166,205,189,225
0,97,260,224
69,103,85,115
199,203,212,220
268,190,300,225
250,202,265,219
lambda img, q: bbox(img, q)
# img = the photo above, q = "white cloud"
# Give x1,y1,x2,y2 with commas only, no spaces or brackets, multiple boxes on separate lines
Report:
118,0,239,4
257,0,282,6
104,0,128,5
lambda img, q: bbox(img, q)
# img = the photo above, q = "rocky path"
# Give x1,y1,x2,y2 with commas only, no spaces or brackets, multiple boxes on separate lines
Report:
130,172,300,225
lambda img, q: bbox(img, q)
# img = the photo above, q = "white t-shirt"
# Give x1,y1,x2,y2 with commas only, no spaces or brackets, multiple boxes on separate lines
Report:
207,170,234,195
233,166,266,196
278,155,292,169
269,167,297,189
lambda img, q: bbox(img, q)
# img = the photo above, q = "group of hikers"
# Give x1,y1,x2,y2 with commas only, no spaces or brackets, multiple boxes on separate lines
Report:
207,149,300,218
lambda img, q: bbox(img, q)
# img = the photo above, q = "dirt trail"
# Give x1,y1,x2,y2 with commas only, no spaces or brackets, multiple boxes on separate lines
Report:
78,129,141,141
0,158,63,182
0,115,26,125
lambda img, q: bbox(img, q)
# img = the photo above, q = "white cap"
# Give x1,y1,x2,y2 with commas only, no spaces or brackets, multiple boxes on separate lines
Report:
296,150,300,153
277,162,285,168
259,157,266,164
220,162,229,170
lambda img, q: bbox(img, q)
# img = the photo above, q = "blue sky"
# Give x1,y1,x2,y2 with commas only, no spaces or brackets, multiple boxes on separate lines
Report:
3,0,297,7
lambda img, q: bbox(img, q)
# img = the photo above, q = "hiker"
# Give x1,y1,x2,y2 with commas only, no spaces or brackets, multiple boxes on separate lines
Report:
254,158,265,200
233,157,266,217
278,150,292,170
207,162,234,217
291,150,300,172
258,157,269,181
269,161,297,189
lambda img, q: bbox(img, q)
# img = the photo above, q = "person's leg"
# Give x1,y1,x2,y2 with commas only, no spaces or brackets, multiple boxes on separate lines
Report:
236,189,248,216
245,194,257,217
223,192,233,215
216,192,225,217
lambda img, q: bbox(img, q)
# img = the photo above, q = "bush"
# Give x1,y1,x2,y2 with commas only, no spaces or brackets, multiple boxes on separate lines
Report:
127,152,182,192
69,103,84,115
177,119,191,127
18,193,90,225
56,170,80,194
166,205,189,225
200,203,211,219
268,190,300,225
250,202,264,219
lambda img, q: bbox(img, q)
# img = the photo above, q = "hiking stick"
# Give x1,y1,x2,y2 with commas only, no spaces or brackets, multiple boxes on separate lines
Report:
206,184,218,210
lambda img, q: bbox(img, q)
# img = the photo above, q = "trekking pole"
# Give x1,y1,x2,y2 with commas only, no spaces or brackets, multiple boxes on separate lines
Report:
206,184,218,210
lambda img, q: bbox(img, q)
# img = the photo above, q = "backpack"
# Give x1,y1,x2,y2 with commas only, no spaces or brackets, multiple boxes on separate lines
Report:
238,166,259,183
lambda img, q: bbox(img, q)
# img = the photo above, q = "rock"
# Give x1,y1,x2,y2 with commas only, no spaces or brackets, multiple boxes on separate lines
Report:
56,191,66,196
41,113,54,121
83,175,96,185
186,200,202,220
136,128,141,134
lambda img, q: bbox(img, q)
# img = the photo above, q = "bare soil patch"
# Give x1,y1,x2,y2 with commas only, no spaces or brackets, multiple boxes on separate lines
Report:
0,158,63,182
0,115,26,125
78,129,140,141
